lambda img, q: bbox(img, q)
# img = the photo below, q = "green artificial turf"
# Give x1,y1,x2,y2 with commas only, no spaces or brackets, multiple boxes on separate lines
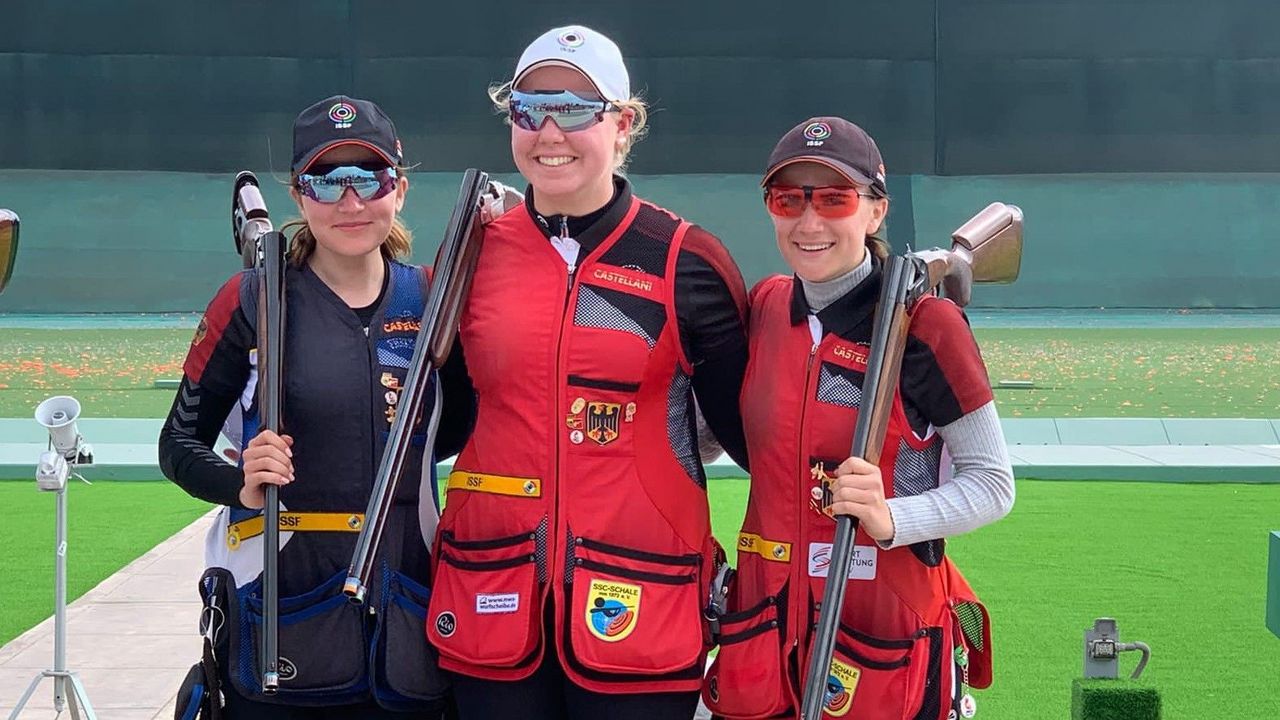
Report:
0,480,210,647
710,478,1280,720
3,327,1278,419
1,477,1275,718
1072,678,1163,720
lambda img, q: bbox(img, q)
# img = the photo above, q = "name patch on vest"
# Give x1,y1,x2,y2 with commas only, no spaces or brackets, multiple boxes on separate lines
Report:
383,318,422,334
476,592,520,614
586,579,641,642
808,542,878,580
590,265,662,300
830,341,869,368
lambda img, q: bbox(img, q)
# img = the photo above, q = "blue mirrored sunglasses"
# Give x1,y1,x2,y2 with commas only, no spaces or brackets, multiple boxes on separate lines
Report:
296,165,399,204
508,89,620,132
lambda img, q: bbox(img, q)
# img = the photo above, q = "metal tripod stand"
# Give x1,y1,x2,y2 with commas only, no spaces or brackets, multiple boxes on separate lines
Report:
8,447,97,719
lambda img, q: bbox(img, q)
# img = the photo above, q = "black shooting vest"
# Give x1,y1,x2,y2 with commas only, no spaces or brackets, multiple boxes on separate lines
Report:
208,259,445,709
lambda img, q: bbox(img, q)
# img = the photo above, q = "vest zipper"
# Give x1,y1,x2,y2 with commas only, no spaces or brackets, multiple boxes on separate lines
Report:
551,217,577,630
561,216,576,311
794,339,820,667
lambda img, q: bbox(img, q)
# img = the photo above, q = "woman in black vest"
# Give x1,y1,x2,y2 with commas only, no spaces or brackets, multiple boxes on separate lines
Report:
159,95,466,718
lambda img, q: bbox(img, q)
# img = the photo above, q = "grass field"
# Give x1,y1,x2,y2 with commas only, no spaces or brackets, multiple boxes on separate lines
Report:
0,480,210,646
3,478,1275,718
2,325,1278,717
710,478,1280,720
2,327,1279,418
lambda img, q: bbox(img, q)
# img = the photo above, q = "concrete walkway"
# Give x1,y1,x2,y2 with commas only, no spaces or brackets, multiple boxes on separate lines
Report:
0,512,716,719
0,512,211,718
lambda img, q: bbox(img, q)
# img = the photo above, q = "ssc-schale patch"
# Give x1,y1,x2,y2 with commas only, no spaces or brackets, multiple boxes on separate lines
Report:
585,579,640,641
823,658,861,717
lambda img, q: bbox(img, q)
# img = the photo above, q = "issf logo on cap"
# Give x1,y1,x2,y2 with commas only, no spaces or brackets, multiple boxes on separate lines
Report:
804,121,832,147
329,102,357,130
557,28,585,50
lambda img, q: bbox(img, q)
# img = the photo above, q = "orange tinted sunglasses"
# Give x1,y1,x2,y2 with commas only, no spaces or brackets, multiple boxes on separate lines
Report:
764,185,876,219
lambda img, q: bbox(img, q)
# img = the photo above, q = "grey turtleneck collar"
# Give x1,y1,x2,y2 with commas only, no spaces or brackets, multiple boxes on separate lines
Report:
800,252,873,313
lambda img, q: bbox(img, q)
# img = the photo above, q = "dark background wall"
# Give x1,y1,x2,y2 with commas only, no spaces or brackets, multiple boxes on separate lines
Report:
2,1,1278,310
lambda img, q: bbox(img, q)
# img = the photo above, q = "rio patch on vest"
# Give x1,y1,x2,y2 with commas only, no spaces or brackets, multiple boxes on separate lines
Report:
808,542,878,580
585,579,641,641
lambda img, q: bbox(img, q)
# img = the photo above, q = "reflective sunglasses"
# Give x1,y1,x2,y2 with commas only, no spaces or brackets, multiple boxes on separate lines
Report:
508,89,620,132
296,164,399,204
763,185,876,219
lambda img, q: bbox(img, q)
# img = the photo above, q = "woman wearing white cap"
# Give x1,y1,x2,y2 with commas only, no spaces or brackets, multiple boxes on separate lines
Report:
701,117,1013,719
425,24,750,719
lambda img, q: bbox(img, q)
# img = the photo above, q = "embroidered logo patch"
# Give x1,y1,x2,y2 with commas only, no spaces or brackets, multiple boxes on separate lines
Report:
823,658,860,716
558,29,585,48
804,121,832,146
586,401,621,445
586,579,640,641
383,318,421,334
435,611,456,638
328,101,357,129
808,542,878,581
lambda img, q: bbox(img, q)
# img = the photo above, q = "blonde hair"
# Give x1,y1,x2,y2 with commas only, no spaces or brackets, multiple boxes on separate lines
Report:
284,169,412,265
487,80,649,171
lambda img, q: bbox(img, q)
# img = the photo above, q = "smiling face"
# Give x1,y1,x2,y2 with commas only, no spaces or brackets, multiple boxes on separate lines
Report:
767,162,888,283
510,65,633,215
290,144,407,262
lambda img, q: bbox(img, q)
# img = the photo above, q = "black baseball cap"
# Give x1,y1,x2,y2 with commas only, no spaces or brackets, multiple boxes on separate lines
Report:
291,95,403,174
762,117,888,197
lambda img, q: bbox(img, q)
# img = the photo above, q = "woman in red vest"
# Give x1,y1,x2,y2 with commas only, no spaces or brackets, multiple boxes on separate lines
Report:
426,24,750,719
702,117,1015,720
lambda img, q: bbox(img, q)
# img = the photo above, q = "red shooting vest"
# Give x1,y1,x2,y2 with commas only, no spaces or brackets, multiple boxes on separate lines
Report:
703,274,993,720
426,198,720,694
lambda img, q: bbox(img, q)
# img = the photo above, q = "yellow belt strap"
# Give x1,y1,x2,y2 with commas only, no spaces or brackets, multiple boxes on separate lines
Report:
446,470,542,498
737,532,793,563
226,512,364,550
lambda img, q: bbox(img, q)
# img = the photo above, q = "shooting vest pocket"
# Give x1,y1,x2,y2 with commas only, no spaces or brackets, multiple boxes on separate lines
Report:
563,536,704,676
232,570,369,703
370,565,450,710
701,587,794,719
426,525,546,669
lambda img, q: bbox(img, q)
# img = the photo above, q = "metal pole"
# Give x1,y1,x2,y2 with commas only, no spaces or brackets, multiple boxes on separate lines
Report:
54,485,68,712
